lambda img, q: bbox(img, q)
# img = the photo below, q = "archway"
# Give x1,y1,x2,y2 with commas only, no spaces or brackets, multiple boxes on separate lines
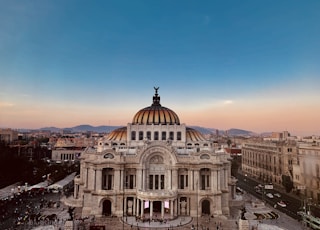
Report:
201,200,210,215
102,200,112,216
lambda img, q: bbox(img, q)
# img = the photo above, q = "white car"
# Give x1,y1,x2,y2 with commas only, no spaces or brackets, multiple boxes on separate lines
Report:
277,201,287,207
274,193,281,198
266,193,274,198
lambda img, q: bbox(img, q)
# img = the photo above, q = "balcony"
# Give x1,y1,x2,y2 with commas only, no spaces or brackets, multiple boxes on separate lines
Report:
137,189,178,200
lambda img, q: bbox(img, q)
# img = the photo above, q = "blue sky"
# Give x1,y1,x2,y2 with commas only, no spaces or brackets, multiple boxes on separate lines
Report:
1,0,320,136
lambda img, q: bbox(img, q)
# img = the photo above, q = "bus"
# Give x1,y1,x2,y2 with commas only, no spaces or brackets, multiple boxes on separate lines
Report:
298,211,320,230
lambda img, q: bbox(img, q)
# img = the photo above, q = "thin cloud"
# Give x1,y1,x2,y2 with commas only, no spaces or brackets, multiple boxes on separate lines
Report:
223,100,233,105
0,101,14,107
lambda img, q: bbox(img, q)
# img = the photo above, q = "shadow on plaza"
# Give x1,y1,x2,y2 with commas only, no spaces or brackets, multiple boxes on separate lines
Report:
88,213,229,230
122,214,193,229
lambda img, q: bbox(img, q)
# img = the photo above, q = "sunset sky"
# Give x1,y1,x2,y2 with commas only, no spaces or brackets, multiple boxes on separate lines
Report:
1,1,320,136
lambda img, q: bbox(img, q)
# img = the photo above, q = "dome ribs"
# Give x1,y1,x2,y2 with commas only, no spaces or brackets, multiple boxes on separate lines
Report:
131,90,180,125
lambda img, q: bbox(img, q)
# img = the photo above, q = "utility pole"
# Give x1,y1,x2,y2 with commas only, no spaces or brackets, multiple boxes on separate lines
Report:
122,154,126,230
196,179,198,230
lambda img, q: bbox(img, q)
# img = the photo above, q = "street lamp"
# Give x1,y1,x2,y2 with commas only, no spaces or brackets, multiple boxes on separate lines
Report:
196,179,198,230
122,153,126,230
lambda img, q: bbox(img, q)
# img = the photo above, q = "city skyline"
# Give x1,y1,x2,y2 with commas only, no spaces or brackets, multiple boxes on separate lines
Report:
1,1,320,136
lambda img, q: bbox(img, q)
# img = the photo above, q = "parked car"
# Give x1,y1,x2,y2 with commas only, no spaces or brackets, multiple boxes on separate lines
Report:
277,201,287,207
266,193,274,198
274,193,281,198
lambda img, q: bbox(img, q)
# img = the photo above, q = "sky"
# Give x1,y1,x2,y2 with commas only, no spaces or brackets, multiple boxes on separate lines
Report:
0,0,320,136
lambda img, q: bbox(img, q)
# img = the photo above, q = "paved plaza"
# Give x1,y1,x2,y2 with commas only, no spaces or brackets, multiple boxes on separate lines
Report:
26,192,308,230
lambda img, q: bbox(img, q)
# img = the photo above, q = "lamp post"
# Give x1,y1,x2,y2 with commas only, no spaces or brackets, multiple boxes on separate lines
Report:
196,179,198,230
123,157,126,230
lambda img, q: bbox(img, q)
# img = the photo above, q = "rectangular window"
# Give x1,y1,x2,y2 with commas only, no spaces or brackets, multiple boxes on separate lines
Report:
169,131,174,140
154,131,159,140
130,175,134,189
139,131,144,140
162,132,166,140
103,175,106,189
155,175,159,190
177,132,181,140
131,131,136,140
149,175,153,189
161,175,164,189
107,175,112,190
201,175,206,190
147,131,151,140
186,175,188,187
180,175,184,189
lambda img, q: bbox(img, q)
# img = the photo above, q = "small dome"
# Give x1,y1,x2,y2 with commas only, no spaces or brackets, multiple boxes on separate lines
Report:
106,127,127,141
132,88,180,125
186,127,206,142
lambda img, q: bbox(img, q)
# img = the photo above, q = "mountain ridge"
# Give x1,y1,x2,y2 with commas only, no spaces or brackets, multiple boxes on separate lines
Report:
23,125,261,137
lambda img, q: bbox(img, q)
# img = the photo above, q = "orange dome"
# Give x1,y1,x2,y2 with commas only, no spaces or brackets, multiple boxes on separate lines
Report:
132,88,180,125
186,127,206,141
106,127,127,141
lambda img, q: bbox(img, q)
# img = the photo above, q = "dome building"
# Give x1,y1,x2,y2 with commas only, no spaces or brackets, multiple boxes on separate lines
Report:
67,88,234,221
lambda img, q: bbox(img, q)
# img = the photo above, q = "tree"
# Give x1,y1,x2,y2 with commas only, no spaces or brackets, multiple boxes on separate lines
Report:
227,139,232,147
282,175,293,193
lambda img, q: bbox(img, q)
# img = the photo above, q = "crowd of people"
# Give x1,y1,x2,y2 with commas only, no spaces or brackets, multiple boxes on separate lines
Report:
0,186,73,230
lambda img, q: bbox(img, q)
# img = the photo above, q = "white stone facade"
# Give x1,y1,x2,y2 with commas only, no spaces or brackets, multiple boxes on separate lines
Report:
66,89,233,219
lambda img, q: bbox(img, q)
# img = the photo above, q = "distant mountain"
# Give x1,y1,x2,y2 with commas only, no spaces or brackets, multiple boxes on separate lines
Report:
40,126,61,133
71,125,121,133
189,126,214,135
35,125,257,136
40,125,121,133
226,128,257,136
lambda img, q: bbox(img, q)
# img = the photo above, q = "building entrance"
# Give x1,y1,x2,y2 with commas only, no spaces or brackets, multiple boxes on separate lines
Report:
102,200,112,216
201,200,210,215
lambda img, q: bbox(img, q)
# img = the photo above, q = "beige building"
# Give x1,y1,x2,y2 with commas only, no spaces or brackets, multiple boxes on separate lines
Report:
293,143,320,204
242,141,296,185
65,88,234,219
0,128,18,143
51,135,96,162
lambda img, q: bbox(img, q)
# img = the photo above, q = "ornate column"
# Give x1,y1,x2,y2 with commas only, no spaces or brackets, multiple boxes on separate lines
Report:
136,198,140,217
189,169,193,191
141,200,144,217
114,169,121,191
133,197,136,216
96,169,102,191
161,201,164,219
167,168,172,189
194,170,199,190
120,169,124,190
170,200,174,219
73,184,78,198
217,170,221,191
137,169,142,190
224,168,228,189
124,196,127,216
172,169,178,190
142,169,145,190
211,170,217,193
150,201,153,220
87,167,94,190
